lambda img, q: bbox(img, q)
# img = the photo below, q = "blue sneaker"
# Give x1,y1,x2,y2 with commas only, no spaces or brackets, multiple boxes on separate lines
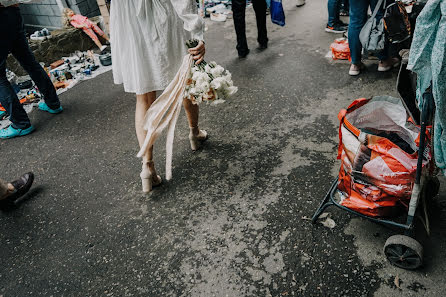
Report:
0,125,35,139
38,101,63,114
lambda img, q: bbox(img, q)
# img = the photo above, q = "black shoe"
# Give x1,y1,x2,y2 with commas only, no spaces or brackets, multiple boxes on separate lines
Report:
238,49,250,59
6,172,34,202
336,20,349,30
325,24,347,33
257,43,268,51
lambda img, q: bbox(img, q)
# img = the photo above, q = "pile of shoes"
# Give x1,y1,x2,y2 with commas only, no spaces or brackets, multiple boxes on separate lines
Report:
48,50,101,89
0,73,41,120
203,1,233,22
30,28,51,41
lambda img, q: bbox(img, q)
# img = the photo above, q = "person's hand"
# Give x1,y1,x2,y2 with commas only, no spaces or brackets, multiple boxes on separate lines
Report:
188,41,205,64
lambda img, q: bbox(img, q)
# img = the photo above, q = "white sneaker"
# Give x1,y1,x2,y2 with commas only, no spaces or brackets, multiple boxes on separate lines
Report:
378,58,400,72
210,13,227,22
30,31,45,41
349,63,364,76
296,0,306,7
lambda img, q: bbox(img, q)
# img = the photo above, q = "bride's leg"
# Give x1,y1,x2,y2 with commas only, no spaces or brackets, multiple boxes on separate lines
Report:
136,92,161,191
135,92,156,157
183,98,208,150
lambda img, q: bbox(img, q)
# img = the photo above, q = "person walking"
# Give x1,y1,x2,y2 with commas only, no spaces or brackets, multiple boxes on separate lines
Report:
0,172,34,203
348,0,399,75
232,0,268,58
0,4,63,139
110,0,208,192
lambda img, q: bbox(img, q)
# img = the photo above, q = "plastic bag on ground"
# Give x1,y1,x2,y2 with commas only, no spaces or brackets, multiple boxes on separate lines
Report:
330,38,351,61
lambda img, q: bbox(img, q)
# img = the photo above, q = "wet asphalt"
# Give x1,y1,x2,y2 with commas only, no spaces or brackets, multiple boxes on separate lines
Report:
1,1,445,296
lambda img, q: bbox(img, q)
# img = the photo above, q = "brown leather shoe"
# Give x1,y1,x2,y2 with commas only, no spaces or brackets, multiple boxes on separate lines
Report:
6,172,34,202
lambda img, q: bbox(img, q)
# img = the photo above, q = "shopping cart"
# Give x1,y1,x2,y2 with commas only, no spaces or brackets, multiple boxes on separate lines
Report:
311,57,440,270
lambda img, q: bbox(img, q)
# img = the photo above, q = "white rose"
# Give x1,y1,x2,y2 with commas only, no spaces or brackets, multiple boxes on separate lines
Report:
192,70,204,81
226,86,238,96
204,64,212,73
210,65,225,77
223,72,232,82
210,77,227,89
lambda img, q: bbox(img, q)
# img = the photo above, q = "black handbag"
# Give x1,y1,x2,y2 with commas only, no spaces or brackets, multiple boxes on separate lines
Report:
383,1,412,43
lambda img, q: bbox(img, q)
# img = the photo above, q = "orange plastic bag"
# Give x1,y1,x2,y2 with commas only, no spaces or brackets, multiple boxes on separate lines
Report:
337,96,431,217
330,38,351,61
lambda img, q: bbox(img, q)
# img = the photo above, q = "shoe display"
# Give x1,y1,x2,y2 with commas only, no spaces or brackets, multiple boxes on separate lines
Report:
30,28,51,41
38,101,63,114
0,125,35,139
325,24,347,33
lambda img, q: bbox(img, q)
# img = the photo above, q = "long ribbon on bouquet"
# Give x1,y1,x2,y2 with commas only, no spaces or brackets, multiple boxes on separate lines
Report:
137,54,193,180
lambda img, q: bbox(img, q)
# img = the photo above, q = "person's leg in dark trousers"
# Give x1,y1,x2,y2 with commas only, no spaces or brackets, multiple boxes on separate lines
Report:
252,0,268,47
0,7,32,129
327,0,341,27
11,11,61,110
0,58,31,129
232,0,249,57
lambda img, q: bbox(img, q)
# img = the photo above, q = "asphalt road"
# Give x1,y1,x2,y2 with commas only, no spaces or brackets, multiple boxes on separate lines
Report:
1,1,445,296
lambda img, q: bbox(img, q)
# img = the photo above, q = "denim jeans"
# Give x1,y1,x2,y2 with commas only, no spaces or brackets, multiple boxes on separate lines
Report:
232,0,268,55
327,0,341,27
0,7,60,129
348,0,388,64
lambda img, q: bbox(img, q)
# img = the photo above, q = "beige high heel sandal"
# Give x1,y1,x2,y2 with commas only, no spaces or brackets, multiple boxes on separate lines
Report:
140,160,162,193
189,128,208,151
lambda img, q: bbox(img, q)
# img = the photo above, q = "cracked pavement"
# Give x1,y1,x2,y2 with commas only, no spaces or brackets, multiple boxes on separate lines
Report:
1,1,445,296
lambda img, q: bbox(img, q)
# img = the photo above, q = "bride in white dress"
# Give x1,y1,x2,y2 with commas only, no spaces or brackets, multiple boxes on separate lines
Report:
110,0,208,192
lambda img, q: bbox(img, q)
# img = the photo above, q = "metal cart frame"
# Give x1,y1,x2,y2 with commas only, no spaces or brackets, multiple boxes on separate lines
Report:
312,62,439,270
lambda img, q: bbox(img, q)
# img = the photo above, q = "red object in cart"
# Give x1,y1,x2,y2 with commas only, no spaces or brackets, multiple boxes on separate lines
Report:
336,96,431,217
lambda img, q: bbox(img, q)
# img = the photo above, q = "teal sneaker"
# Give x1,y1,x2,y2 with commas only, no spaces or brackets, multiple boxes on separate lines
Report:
0,125,35,139
38,101,63,114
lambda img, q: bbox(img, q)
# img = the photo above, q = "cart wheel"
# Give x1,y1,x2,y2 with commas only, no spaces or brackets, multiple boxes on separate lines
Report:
384,235,423,270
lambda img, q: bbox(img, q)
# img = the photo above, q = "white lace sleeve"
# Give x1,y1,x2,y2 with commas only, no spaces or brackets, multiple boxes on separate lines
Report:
169,0,204,41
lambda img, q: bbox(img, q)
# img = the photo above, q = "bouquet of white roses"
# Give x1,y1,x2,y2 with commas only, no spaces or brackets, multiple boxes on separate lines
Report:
184,40,237,105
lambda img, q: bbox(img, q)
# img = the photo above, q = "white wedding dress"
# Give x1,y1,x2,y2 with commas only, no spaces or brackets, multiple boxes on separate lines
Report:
110,0,204,95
